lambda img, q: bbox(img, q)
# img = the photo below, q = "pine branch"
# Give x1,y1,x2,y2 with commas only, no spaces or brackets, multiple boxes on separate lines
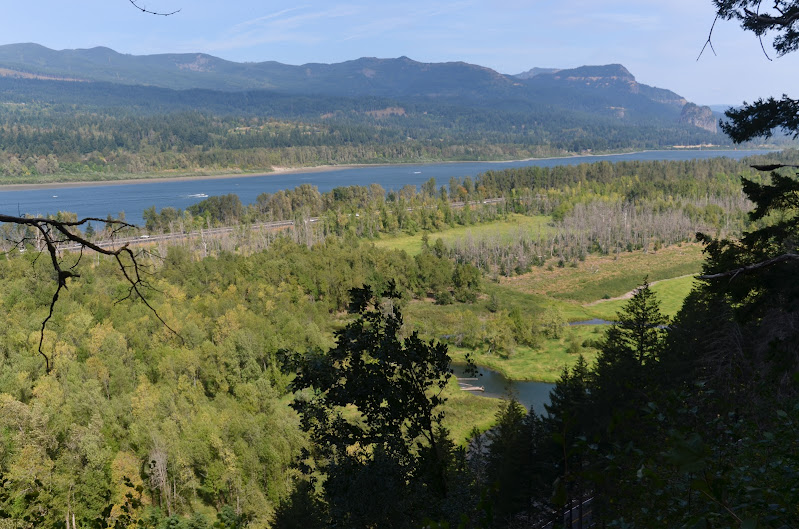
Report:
750,163,799,171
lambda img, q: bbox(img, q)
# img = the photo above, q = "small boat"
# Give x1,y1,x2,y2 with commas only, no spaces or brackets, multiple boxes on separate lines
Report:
52,195,58,198
413,171,422,174
187,193,209,198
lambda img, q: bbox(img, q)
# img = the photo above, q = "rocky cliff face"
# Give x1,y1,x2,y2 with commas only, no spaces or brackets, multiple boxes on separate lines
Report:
513,67,560,79
547,64,638,91
679,103,718,133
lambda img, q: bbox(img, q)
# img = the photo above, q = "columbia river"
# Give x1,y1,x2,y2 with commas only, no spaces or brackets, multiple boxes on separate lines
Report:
0,149,771,225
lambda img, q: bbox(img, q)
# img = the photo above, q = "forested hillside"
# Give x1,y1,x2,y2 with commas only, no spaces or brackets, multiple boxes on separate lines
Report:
4,0,799,526
0,46,755,182
1,152,798,527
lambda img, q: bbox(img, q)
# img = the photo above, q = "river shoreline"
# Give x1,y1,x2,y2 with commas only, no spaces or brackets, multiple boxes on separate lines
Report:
0,164,356,191
0,147,757,192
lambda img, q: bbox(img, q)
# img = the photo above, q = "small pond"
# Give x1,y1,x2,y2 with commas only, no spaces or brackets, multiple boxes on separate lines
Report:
569,318,614,326
451,364,555,414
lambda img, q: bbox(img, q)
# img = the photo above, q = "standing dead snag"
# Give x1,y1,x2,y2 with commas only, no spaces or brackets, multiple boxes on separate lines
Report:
0,213,180,372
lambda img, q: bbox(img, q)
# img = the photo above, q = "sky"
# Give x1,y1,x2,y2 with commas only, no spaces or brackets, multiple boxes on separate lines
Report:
3,0,799,105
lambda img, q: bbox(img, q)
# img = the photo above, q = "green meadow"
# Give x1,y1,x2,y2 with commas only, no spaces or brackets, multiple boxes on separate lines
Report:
373,214,552,255
399,218,705,382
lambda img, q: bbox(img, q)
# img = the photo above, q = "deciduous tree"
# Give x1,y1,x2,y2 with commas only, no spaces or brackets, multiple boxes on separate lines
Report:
290,283,454,528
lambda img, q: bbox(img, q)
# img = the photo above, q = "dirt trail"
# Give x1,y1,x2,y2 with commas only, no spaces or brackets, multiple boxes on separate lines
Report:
583,274,696,306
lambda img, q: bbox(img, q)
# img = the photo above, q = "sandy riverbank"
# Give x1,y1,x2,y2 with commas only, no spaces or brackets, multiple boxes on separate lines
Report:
0,164,366,192
0,151,641,191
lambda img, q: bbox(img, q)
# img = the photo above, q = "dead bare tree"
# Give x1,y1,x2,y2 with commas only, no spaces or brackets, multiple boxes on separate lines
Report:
0,213,180,372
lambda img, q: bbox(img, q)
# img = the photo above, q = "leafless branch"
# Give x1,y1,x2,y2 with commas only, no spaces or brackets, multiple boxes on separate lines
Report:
755,2,774,60
699,252,799,280
128,0,180,16
698,15,720,60
0,213,182,372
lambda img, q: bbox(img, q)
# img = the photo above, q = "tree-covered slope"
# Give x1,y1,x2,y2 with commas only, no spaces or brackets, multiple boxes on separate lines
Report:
0,44,716,132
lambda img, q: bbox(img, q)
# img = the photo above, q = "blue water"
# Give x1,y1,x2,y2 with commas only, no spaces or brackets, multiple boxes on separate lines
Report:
0,150,772,225
569,318,614,326
451,363,554,414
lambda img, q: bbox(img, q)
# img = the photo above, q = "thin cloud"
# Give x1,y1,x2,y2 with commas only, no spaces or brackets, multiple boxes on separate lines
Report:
340,1,475,42
192,4,363,53
591,12,660,29
233,6,311,31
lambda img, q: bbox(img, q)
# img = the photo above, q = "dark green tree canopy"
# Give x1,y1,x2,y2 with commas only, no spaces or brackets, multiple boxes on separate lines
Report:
290,283,455,527
712,1,799,141
714,0,799,55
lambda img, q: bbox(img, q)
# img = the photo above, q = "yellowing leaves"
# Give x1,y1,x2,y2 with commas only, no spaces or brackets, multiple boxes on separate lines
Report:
89,321,128,358
130,376,159,423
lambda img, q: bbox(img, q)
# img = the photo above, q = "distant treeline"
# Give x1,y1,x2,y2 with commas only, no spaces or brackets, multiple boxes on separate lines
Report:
0,75,738,179
141,156,775,276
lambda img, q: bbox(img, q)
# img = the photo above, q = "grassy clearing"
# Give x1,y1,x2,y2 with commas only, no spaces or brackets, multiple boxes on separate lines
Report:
585,274,699,320
400,234,703,384
405,247,701,382
501,243,704,305
442,378,504,444
373,214,553,256
447,323,604,383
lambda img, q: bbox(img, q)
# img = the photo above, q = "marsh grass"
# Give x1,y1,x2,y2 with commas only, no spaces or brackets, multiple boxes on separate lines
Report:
446,322,604,383
442,377,504,444
394,221,703,383
500,243,703,303
373,214,553,256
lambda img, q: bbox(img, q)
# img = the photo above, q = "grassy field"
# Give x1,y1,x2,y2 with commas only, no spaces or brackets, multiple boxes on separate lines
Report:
447,323,604,383
403,242,704,382
442,378,504,444
377,216,705,383
500,243,703,304
376,226,707,444
584,274,699,321
373,214,552,256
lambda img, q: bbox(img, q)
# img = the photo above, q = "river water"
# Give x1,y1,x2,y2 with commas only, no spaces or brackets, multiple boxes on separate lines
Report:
0,149,771,225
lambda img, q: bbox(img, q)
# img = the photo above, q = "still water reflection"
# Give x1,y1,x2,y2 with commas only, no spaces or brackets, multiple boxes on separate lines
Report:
451,363,554,414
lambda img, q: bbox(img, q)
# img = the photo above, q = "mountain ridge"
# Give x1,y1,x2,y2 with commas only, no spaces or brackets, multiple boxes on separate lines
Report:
0,44,686,107
0,43,723,148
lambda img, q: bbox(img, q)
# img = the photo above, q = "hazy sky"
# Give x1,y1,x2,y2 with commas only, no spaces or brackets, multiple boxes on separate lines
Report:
3,0,798,105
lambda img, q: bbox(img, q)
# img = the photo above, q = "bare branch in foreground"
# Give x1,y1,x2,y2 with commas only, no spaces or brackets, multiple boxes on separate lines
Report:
698,15,720,61
699,252,799,281
0,213,181,372
128,0,180,16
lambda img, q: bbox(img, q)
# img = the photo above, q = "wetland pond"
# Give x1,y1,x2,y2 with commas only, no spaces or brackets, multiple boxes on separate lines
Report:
451,363,555,413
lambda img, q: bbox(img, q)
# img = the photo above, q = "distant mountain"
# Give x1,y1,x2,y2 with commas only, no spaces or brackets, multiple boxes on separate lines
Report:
516,64,689,122
534,64,685,106
679,103,717,133
0,43,727,149
0,45,682,108
513,67,560,80
0,44,517,99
